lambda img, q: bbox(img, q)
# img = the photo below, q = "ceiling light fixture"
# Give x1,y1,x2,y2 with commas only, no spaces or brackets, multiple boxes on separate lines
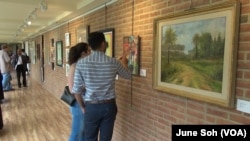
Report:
13,1,48,41
27,20,32,25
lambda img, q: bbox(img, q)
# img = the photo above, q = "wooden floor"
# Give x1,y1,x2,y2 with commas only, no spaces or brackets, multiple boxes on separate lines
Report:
0,74,72,141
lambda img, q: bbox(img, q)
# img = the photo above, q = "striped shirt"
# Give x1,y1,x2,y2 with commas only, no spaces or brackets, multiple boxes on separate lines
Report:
72,51,131,101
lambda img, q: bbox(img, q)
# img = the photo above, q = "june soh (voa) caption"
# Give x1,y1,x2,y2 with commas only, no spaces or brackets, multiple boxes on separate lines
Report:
172,125,250,141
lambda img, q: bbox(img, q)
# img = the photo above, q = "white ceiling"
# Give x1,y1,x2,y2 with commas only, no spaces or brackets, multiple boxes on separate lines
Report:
0,0,115,43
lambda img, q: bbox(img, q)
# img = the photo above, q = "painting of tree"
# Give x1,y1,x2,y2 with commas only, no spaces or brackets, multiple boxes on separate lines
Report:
153,0,240,108
161,17,226,93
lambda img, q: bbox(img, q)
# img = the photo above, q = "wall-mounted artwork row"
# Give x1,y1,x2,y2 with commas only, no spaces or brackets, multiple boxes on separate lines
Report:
153,1,240,108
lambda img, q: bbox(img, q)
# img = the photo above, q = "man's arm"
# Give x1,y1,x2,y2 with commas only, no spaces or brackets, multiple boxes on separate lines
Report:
117,55,131,79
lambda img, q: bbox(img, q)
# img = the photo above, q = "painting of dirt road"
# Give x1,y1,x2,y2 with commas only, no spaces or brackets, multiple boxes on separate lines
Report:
161,17,226,93
153,1,239,107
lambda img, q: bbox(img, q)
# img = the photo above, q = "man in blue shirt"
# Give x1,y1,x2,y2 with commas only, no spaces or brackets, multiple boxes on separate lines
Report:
72,32,131,141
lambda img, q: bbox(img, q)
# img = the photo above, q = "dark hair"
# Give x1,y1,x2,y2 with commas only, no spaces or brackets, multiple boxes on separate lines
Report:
88,32,105,50
1,44,7,50
68,42,89,65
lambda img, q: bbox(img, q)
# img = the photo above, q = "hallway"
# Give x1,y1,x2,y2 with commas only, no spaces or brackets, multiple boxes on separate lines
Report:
0,74,72,141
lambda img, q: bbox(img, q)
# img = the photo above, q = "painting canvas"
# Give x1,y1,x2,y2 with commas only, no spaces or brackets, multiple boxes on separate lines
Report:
123,36,140,75
29,41,36,64
65,33,71,47
50,48,55,62
56,41,63,67
153,1,240,108
36,44,40,60
99,28,114,57
65,48,69,63
76,25,90,43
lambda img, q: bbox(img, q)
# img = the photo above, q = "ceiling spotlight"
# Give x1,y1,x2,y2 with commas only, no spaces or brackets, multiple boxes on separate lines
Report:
27,20,32,25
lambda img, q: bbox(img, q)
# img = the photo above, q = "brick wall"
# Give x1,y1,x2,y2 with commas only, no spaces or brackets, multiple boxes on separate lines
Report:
29,0,250,141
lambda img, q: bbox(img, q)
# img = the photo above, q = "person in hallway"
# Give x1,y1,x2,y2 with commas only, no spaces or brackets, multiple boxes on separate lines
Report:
72,32,132,141
67,42,91,141
0,44,14,91
13,49,28,88
21,49,30,74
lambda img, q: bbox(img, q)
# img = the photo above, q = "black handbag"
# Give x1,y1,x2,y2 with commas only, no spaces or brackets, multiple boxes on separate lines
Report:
60,86,76,106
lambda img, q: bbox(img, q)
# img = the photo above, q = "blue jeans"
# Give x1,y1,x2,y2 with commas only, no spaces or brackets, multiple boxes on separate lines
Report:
69,101,85,141
84,102,117,141
2,72,12,91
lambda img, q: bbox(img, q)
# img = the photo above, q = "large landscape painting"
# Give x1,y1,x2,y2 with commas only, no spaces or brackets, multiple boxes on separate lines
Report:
153,1,240,108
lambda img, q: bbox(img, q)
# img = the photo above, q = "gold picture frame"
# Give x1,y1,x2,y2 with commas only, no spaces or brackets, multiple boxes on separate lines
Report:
153,1,240,108
76,25,90,43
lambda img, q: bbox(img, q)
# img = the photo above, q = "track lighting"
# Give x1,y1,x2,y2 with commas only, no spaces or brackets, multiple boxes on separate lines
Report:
40,0,48,12
13,1,48,41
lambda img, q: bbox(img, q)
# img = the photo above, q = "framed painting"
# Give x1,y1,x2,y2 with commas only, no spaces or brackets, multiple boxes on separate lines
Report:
51,38,54,47
153,1,240,108
36,44,40,60
76,25,90,43
65,48,69,63
56,41,63,67
29,41,36,64
99,28,115,57
65,33,71,47
50,48,55,62
123,36,140,75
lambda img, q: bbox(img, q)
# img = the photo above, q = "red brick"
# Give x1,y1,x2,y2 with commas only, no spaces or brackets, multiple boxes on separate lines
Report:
237,79,250,89
245,90,250,98
244,71,250,79
237,70,243,78
236,88,244,97
239,43,250,51
238,52,245,60
240,0,249,4
241,5,250,14
207,107,228,118
230,113,250,124
190,0,210,7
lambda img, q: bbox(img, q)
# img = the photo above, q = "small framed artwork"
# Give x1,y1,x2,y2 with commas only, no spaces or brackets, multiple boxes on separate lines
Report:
56,41,63,67
76,25,90,43
36,44,40,60
153,1,240,108
66,64,70,76
50,48,55,62
123,36,140,75
98,28,115,57
65,33,71,47
65,48,69,63
51,38,54,47
51,62,55,70
29,40,36,64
